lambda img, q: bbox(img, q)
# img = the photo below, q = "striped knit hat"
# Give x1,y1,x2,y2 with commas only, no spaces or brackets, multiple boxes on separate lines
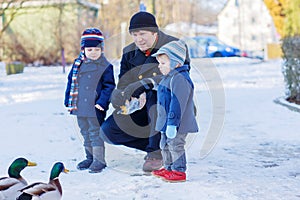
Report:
81,28,104,49
152,40,187,69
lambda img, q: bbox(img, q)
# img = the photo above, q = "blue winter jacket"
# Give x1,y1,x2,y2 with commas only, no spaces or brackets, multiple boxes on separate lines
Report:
155,65,198,134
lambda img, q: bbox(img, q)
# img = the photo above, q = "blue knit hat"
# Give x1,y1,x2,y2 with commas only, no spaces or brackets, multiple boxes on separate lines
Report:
81,28,104,49
152,40,187,69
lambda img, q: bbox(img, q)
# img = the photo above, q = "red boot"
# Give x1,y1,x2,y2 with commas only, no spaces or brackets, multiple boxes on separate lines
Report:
151,168,171,178
162,170,186,182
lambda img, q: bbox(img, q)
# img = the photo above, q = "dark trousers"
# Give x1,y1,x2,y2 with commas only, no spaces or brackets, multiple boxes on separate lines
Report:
77,116,103,147
95,109,106,126
100,91,161,154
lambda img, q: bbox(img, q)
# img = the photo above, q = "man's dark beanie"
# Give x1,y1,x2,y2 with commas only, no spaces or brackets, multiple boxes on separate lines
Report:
129,11,159,33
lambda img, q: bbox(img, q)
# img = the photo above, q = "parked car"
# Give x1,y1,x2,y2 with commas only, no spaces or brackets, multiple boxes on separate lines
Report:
183,36,241,58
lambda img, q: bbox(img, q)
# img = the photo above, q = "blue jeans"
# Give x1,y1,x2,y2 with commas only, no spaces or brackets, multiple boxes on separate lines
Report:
160,133,188,172
77,117,104,147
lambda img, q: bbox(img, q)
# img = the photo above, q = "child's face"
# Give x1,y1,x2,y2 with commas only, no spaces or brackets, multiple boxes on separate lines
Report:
156,54,171,75
84,47,102,60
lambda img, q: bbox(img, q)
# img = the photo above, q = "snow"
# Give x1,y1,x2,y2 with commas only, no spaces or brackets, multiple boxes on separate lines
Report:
0,57,300,200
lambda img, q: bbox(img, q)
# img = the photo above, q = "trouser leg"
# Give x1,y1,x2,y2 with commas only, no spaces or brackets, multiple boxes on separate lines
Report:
87,117,102,147
77,117,93,170
100,109,162,172
168,133,188,172
77,117,92,147
77,117,105,172
83,117,106,173
145,96,161,159
160,133,172,170
95,109,106,126
100,114,149,151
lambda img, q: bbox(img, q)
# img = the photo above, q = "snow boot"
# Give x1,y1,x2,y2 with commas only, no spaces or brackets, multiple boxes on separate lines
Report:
89,146,106,173
143,157,163,172
162,170,186,182
142,151,163,172
77,146,93,170
152,168,171,178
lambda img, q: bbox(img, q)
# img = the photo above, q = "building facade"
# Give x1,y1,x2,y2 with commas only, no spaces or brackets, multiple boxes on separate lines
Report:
217,0,279,53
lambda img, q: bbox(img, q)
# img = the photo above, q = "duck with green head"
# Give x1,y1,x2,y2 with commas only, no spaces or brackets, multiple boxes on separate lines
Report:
17,162,69,200
0,157,37,200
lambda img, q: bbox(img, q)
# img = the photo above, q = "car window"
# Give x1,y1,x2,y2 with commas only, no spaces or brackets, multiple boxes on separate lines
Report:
209,41,218,46
193,38,206,46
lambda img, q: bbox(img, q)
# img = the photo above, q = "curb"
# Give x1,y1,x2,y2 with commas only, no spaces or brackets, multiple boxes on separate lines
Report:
274,96,300,113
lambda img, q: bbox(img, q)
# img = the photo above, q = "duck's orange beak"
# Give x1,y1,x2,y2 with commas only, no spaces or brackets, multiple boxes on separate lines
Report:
27,161,37,166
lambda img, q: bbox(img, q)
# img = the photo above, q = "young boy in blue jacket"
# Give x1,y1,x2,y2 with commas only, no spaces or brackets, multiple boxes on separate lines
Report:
151,40,198,182
64,28,115,173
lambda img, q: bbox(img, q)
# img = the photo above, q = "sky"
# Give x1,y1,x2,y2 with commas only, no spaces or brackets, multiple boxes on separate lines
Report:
0,57,300,200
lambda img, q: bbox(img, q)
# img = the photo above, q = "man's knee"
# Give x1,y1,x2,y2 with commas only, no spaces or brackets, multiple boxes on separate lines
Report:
99,122,113,144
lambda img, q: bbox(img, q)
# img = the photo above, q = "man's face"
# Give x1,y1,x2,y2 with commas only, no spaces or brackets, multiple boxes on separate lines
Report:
130,30,157,52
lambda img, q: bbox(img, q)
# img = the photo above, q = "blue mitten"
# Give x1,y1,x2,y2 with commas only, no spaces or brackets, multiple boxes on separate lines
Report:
166,125,177,139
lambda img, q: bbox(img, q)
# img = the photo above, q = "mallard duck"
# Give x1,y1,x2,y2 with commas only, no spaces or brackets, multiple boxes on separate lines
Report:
0,157,37,200
17,162,69,200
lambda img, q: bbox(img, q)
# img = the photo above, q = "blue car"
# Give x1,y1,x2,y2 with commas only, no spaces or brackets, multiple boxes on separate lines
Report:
184,36,241,58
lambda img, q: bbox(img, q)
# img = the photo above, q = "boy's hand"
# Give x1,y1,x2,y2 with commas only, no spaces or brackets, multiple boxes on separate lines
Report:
95,104,104,111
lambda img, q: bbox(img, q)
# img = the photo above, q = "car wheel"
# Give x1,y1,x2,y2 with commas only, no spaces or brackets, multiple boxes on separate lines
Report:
213,52,223,57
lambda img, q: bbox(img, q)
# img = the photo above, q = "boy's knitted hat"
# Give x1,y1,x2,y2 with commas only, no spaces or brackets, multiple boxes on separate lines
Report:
81,28,104,49
129,12,159,33
152,40,187,69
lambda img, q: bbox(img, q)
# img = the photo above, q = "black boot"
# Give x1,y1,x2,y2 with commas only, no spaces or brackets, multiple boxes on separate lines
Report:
77,146,93,170
89,146,106,173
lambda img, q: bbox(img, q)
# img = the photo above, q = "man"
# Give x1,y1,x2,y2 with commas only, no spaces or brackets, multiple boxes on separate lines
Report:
100,11,190,172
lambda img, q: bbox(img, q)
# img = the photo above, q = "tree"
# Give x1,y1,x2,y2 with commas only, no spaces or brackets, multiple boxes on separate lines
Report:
283,0,300,36
264,0,286,37
0,1,29,39
280,0,300,104
265,0,300,104
1,1,100,64
0,0,30,61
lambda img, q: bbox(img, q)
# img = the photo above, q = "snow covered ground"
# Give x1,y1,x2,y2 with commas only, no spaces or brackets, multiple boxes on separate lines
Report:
0,57,299,200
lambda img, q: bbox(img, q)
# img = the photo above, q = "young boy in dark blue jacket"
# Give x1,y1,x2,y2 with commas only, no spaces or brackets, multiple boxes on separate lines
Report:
64,28,115,173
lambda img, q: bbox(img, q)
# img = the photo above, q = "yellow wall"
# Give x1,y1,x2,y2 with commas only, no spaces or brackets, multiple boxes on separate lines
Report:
266,43,283,59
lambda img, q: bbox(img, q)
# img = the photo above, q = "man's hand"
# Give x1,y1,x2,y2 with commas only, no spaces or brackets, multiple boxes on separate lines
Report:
123,78,154,100
110,89,126,109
